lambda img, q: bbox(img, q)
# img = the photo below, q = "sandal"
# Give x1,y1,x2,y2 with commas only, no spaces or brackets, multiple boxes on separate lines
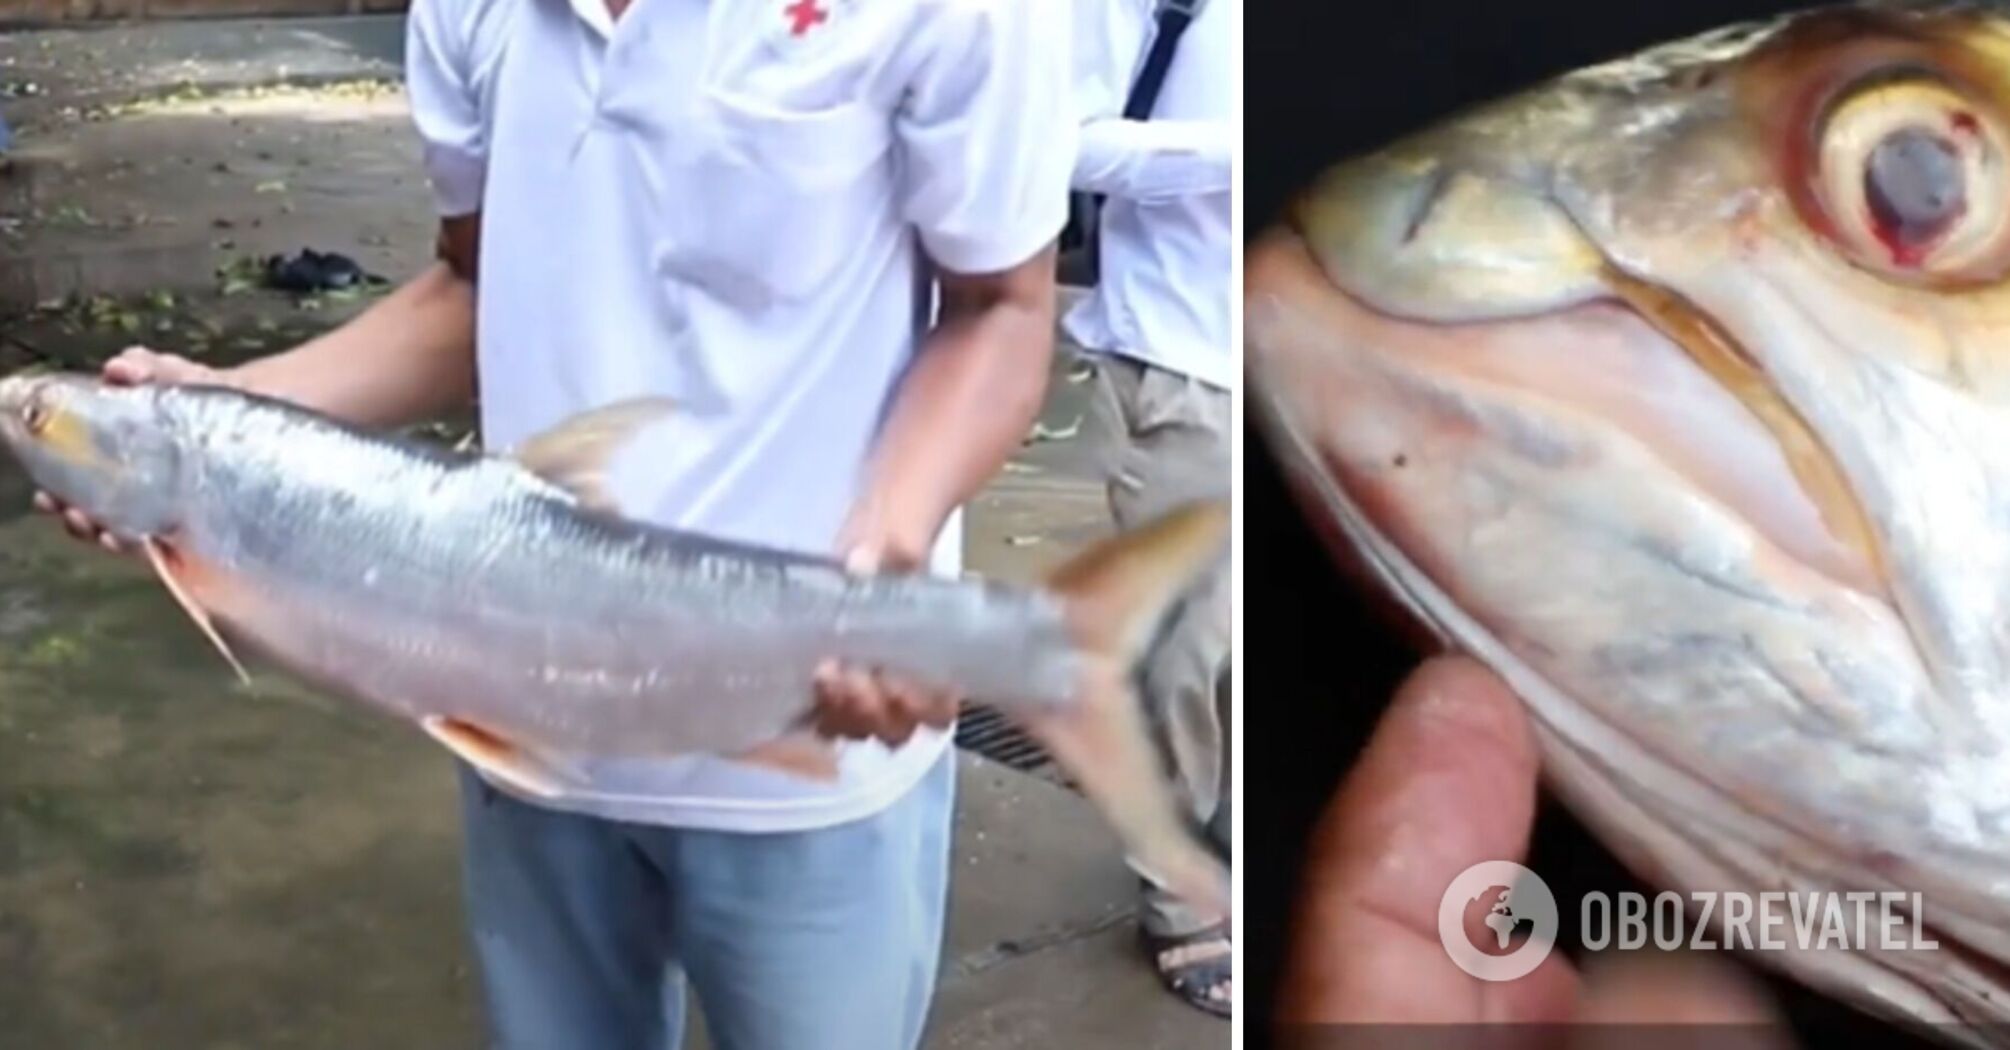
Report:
1143,922,1233,1018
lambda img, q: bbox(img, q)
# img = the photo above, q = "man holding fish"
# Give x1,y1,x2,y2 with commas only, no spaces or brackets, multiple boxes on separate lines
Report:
17,0,1215,1047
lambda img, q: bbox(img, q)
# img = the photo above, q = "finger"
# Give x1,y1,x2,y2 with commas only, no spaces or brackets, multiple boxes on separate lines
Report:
1570,951,1793,1049
810,660,864,737
838,665,883,729
870,670,929,746
1277,654,1578,1025
102,347,160,385
833,499,879,565
812,662,884,739
919,686,960,727
843,544,881,577
61,508,97,542
811,658,841,702
884,672,961,729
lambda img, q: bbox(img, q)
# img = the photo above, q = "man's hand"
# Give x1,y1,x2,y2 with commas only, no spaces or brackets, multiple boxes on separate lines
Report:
31,346,231,553
1277,655,1795,1044
806,506,961,747
795,251,1054,749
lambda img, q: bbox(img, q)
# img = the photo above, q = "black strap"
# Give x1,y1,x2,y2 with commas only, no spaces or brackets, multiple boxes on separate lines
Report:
1122,0,1200,121
1063,0,1203,286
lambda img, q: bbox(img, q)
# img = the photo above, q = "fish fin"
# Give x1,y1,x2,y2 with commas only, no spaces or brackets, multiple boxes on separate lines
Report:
734,732,842,782
1047,500,1229,662
507,398,676,513
142,537,252,687
1012,501,1232,924
421,716,579,799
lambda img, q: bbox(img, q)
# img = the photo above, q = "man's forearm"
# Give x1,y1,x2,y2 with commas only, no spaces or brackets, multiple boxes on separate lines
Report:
851,248,1059,565
227,259,476,429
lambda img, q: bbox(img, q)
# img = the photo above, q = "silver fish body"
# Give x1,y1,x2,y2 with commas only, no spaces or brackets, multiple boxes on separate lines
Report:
0,374,1232,919
162,386,1077,758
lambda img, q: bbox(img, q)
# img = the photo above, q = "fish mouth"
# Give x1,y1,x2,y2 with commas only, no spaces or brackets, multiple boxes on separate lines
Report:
1245,225,1890,606
0,371,61,463
0,371,45,438
1242,218,1895,802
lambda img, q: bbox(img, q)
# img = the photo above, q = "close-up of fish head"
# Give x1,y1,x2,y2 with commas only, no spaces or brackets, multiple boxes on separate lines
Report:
1248,0,2010,1041
0,370,186,542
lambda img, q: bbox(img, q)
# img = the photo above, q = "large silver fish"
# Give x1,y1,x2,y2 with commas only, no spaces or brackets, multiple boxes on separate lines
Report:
1248,0,2010,1041
0,372,1230,920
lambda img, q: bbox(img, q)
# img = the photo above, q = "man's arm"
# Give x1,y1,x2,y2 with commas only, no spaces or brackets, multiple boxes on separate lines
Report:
229,217,478,427
226,0,489,426
39,218,480,547
91,217,477,430
218,0,490,426
835,245,1059,571
806,0,1072,743
47,4,490,531
1068,0,1231,203
810,246,1057,743
1071,117,1233,202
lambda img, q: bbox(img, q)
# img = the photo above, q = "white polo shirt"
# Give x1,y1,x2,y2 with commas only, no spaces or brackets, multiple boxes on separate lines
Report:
404,0,1072,832
1063,0,1235,390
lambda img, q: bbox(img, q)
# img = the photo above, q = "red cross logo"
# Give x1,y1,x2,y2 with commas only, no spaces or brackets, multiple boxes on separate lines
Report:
783,0,827,36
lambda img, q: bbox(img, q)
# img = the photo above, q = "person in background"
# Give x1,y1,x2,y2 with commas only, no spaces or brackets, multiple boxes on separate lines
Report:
1067,0,1237,1018
34,0,1074,1046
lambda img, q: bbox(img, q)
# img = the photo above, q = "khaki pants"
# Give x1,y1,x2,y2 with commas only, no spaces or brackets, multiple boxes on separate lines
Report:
1088,354,1232,938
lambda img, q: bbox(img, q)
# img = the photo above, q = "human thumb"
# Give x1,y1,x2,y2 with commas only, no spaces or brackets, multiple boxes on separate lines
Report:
843,542,882,577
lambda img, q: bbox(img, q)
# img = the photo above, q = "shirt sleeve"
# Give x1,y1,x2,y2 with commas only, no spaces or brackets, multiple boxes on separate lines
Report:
1072,116,1234,200
406,0,488,218
1069,0,1230,201
895,0,1075,274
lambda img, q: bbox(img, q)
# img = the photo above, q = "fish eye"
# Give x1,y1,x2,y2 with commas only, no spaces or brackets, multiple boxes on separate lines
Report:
20,399,49,436
1813,75,2010,283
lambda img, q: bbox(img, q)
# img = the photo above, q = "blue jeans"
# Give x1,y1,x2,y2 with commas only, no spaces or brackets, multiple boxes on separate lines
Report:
454,751,956,1050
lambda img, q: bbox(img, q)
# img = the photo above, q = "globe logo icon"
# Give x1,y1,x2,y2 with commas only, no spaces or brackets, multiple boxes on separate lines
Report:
1436,860,1560,981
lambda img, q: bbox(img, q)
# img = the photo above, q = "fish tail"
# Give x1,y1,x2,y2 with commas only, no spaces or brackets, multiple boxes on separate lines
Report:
1014,499,1232,924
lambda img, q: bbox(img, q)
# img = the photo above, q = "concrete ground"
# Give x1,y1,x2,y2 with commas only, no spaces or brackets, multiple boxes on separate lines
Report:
0,15,1228,1050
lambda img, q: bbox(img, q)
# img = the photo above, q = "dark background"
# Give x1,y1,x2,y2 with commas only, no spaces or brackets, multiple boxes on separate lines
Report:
1242,2,1940,1047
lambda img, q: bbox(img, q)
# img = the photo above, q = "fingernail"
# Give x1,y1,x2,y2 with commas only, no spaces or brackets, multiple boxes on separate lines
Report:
99,533,122,553
31,492,53,513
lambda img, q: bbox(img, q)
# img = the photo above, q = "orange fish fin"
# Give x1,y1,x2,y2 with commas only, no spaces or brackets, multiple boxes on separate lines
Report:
142,537,251,687
508,397,676,514
1008,501,1232,924
421,716,580,799
734,733,842,782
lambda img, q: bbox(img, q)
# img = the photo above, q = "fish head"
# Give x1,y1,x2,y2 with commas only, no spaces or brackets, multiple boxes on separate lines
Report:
0,371,186,539
1249,1,2010,1035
